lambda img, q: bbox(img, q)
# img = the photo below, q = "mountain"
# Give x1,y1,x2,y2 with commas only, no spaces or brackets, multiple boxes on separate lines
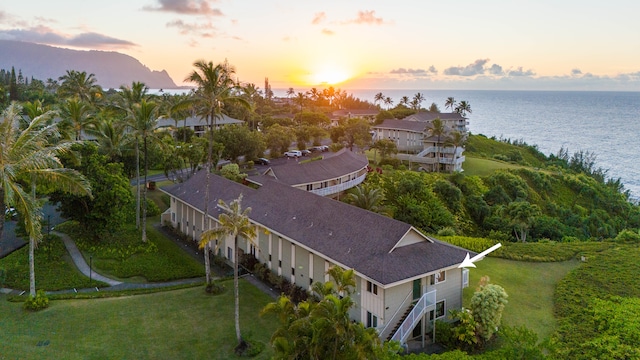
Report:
0,40,177,89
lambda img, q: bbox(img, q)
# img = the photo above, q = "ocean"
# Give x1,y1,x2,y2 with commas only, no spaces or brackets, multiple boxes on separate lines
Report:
340,89,640,200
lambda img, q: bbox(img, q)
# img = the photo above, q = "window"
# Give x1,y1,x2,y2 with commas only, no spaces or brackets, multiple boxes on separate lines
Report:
430,270,446,285
227,247,232,260
430,300,446,320
366,281,378,295
171,213,175,221
366,311,378,328
462,268,469,288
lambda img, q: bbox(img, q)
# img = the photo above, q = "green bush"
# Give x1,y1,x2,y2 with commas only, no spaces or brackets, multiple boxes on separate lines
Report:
614,229,640,243
146,199,161,217
23,290,49,311
437,227,457,237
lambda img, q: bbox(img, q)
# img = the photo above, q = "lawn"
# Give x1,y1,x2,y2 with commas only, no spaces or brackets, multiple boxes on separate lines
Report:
461,156,524,176
462,257,579,341
0,280,278,359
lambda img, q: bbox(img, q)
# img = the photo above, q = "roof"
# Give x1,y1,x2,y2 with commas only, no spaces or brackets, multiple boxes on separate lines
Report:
374,119,428,132
404,112,466,122
257,148,369,186
333,109,380,118
156,114,243,128
162,171,471,286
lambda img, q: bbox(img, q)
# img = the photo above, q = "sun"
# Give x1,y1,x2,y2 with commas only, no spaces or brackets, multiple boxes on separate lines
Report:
311,66,351,85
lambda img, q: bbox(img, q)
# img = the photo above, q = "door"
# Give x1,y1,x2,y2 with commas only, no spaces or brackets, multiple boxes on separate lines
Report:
413,279,421,301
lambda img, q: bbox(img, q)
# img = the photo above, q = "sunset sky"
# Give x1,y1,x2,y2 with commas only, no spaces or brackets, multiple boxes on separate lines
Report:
2,0,640,91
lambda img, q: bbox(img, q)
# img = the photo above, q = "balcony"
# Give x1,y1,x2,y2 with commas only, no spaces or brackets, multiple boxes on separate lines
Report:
309,173,367,197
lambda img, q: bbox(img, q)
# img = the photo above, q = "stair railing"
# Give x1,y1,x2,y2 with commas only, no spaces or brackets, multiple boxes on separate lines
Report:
378,289,413,340
390,290,436,345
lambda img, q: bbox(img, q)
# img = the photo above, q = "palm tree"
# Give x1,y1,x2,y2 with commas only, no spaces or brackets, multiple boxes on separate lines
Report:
374,92,385,107
445,97,456,112
199,195,257,350
384,96,394,110
57,70,102,103
445,130,467,173
185,60,248,285
286,87,295,98
126,99,162,242
58,98,96,140
455,100,472,116
294,92,307,112
400,96,410,107
1,103,91,296
428,117,447,173
113,81,149,230
412,92,425,110
87,117,131,164
346,185,391,216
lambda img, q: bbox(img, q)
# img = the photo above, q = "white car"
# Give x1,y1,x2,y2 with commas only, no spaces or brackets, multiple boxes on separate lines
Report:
284,150,302,158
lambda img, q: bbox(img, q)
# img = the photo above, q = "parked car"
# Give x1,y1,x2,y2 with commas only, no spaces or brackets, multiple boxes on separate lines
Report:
255,157,270,165
284,150,302,158
300,150,311,156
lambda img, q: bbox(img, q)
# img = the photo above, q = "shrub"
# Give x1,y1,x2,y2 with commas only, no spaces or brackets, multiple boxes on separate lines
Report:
145,199,161,217
437,227,457,237
205,281,225,295
614,229,640,243
23,290,49,311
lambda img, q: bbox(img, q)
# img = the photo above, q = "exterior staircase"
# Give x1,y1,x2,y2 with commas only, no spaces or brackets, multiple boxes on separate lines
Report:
386,305,415,341
388,290,436,346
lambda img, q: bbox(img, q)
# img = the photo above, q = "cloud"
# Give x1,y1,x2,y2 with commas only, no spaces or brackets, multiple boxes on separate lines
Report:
571,68,582,76
390,68,427,74
507,67,536,77
342,10,386,25
444,59,490,76
0,27,137,49
321,28,334,36
166,19,216,36
428,66,438,74
488,64,503,75
312,12,326,25
143,0,223,16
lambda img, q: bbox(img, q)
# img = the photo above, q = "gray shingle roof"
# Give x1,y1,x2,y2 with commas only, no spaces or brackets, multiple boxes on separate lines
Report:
404,112,465,122
162,171,471,286
374,119,428,132
258,149,369,186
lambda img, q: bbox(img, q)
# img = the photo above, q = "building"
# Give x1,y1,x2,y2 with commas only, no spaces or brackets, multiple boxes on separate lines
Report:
156,114,244,137
160,170,472,348
252,148,369,198
372,112,468,172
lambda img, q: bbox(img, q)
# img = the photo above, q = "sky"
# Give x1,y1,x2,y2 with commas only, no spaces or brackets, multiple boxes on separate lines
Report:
2,0,640,91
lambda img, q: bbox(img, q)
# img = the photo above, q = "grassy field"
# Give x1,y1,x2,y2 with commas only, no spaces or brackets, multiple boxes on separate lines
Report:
0,280,278,359
462,257,580,341
461,156,524,176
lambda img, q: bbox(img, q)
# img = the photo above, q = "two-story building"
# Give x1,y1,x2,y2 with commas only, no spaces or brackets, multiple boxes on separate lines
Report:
160,170,472,349
253,148,369,198
372,112,468,172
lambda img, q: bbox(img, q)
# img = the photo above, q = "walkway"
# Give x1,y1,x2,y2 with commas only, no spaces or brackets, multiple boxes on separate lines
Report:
2,226,279,299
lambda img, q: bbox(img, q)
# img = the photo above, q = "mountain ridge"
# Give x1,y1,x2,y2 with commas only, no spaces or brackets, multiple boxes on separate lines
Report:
0,40,177,89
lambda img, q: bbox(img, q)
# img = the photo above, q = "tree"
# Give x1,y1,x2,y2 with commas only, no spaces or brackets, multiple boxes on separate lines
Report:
445,97,456,112
507,201,540,242
412,92,425,110
57,70,102,103
345,185,390,216
399,96,410,107
293,92,307,112
58,98,96,140
374,92,385,107
50,143,133,238
370,138,398,163
286,87,295,98
340,117,371,151
428,117,447,172
261,266,382,359
185,60,249,285
470,280,508,342
265,124,295,156
126,99,162,242
455,100,472,116
199,195,257,351
1,103,91,297
383,96,394,110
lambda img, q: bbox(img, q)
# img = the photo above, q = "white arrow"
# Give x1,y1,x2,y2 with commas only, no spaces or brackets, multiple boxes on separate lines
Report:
458,243,502,268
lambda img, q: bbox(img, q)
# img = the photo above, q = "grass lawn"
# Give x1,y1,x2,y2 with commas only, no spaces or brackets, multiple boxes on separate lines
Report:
462,156,524,176
462,257,580,341
0,280,278,359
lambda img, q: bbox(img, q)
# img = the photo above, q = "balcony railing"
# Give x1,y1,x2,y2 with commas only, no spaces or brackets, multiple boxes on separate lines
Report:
309,173,366,197
390,290,436,345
